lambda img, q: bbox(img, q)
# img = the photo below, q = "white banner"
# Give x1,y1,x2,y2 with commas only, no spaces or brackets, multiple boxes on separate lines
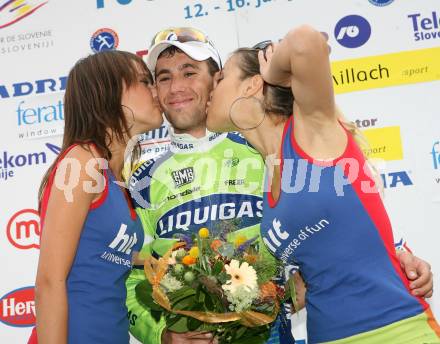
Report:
1,1,439,343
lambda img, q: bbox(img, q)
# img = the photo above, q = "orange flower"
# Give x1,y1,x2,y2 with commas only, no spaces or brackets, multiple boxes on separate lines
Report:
210,239,223,252
260,281,277,299
182,255,197,265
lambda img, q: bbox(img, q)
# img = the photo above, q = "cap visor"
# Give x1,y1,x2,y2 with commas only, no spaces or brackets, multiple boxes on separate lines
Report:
146,41,214,73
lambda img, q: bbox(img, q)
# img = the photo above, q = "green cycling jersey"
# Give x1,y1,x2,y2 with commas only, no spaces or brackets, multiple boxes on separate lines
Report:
126,130,277,344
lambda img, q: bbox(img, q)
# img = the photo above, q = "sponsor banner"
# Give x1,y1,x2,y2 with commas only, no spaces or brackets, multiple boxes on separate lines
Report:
0,143,59,182
0,76,66,100
0,287,35,327
407,10,440,43
13,92,65,140
334,14,371,49
7,209,41,250
430,141,440,185
0,1,48,30
90,28,119,53
331,46,440,94
362,126,403,161
431,141,440,170
381,170,413,189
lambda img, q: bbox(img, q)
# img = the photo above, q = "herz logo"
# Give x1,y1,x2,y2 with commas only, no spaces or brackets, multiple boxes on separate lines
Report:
0,287,35,327
171,167,195,188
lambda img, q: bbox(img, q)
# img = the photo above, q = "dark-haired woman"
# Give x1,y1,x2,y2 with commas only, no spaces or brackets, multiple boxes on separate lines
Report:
29,50,163,344
207,26,440,343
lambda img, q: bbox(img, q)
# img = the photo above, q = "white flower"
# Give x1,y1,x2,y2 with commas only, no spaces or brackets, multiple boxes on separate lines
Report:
225,285,259,312
160,273,183,293
222,260,258,295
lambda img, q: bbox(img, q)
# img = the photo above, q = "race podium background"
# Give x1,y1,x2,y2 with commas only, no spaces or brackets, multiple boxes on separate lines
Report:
1,1,439,343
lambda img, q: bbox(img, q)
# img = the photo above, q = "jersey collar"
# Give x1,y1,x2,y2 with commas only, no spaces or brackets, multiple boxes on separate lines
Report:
169,127,227,154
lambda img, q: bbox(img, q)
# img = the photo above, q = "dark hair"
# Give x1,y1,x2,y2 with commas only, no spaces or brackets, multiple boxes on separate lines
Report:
158,46,219,76
38,50,151,203
233,48,293,117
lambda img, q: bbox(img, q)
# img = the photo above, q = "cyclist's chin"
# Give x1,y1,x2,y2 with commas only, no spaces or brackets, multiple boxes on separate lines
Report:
165,109,206,131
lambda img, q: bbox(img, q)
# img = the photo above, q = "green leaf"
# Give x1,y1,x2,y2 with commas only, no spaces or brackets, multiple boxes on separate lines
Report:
166,316,189,333
196,289,206,303
198,254,211,274
205,293,214,310
168,286,196,304
135,280,163,311
217,271,228,284
173,295,197,311
213,261,224,275
187,316,202,331
235,326,247,338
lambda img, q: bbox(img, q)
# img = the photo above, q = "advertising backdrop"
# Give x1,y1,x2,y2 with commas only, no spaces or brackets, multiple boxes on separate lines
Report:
1,0,439,343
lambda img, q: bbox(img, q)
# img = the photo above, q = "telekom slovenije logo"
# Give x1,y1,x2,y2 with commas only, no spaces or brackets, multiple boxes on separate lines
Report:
7,209,40,250
0,287,35,327
0,0,48,29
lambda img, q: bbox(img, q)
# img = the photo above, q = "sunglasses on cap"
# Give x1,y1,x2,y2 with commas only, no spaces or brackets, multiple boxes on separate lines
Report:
152,27,212,45
150,27,222,69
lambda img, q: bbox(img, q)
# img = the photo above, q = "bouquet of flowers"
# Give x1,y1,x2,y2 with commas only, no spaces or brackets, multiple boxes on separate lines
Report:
136,222,285,344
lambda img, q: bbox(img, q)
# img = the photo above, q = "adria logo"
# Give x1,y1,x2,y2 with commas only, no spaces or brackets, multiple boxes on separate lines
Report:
0,1,48,29
7,209,40,249
0,287,35,327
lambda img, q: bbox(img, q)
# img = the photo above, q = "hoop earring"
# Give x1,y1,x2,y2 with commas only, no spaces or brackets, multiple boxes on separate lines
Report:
229,96,266,131
121,104,135,131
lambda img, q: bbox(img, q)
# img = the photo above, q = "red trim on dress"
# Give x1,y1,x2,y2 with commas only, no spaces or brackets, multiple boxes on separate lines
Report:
337,132,428,310
89,169,109,210
122,187,137,221
266,117,292,209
